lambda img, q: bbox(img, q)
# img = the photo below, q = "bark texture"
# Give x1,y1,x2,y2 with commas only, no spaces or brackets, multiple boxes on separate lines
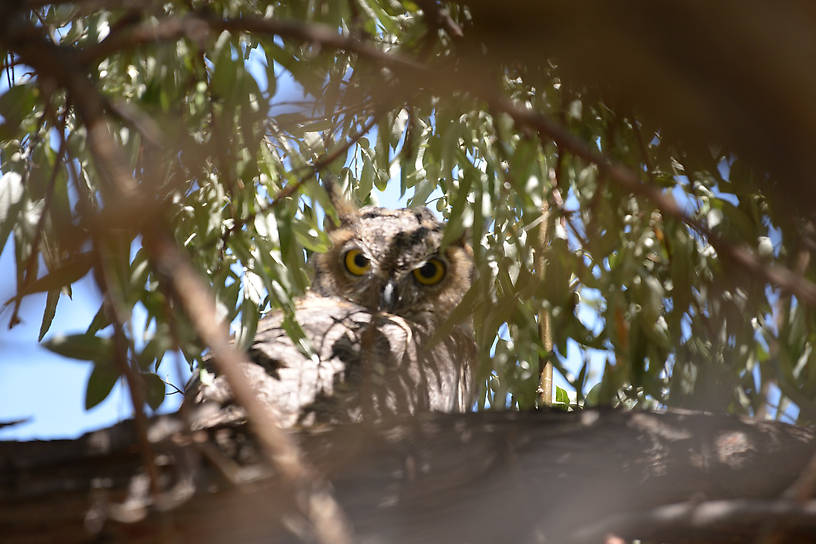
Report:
2,409,814,543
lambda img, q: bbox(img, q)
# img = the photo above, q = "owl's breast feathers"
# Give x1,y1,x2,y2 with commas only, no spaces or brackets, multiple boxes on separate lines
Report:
188,294,476,429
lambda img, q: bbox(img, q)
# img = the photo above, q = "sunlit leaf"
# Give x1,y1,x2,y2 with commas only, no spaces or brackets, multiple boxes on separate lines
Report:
0,171,24,249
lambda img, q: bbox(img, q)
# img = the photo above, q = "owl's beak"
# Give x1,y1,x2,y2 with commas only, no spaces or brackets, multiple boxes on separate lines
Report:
379,280,399,313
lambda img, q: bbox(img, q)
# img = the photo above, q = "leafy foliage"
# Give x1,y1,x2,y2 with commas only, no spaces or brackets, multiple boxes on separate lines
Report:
1,1,814,422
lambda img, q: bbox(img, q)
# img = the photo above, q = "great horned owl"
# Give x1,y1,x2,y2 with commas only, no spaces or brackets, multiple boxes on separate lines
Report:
190,205,476,428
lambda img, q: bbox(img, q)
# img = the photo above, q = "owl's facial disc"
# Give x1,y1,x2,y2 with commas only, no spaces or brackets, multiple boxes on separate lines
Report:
338,239,450,313
312,206,472,319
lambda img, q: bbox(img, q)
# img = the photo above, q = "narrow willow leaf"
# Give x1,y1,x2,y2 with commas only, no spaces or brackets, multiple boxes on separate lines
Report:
0,171,24,250
237,296,260,350
15,252,94,298
86,305,111,336
0,84,39,139
38,290,60,341
43,333,113,362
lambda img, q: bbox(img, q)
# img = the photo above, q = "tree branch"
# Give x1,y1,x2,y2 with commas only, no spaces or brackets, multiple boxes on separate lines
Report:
2,409,814,543
574,498,816,543
80,11,422,73
495,99,816,307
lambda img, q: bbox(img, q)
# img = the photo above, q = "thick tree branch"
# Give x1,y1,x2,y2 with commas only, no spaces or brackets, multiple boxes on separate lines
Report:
80,11,422,73
2,409,814,543
574,498,816,543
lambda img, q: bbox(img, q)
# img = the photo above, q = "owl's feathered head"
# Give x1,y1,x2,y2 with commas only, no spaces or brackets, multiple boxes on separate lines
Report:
312,205,473,320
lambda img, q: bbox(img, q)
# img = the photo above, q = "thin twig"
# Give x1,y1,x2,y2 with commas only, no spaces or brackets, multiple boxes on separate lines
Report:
105,282,162,496
415,0,464,39
162,378,185,396
91,242,174,541
9,107,66,328
536,180,555,407
217,114,377,248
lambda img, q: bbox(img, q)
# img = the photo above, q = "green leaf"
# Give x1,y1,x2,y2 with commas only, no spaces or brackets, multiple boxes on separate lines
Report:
292,220,330,253
38,290,60,341
236,295,260,350
0,171,24,250
360,0,400,36
585,382,602,407
360,154,375,195
43,333,113,362
86,305,111,336
0,84,39,139
85,361,120,410
555,386,570,405
211,37,239,101
262,48,278,97
15,252,94,298
136,332,173,371
142,373,166,411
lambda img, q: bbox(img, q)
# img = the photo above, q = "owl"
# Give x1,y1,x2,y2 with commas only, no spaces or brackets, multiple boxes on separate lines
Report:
189,205,476,429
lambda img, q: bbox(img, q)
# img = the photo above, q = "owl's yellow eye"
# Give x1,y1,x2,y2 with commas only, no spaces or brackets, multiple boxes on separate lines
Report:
412,258,446,285
344,248,371,276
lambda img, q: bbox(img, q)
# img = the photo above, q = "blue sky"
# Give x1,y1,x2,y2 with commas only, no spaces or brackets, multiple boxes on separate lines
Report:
0,266,139,440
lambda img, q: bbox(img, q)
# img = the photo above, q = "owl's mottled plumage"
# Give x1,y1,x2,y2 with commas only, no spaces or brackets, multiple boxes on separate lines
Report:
190,206,476,429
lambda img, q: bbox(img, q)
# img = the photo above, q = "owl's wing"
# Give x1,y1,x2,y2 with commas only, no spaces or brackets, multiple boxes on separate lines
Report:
187,295,373,429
